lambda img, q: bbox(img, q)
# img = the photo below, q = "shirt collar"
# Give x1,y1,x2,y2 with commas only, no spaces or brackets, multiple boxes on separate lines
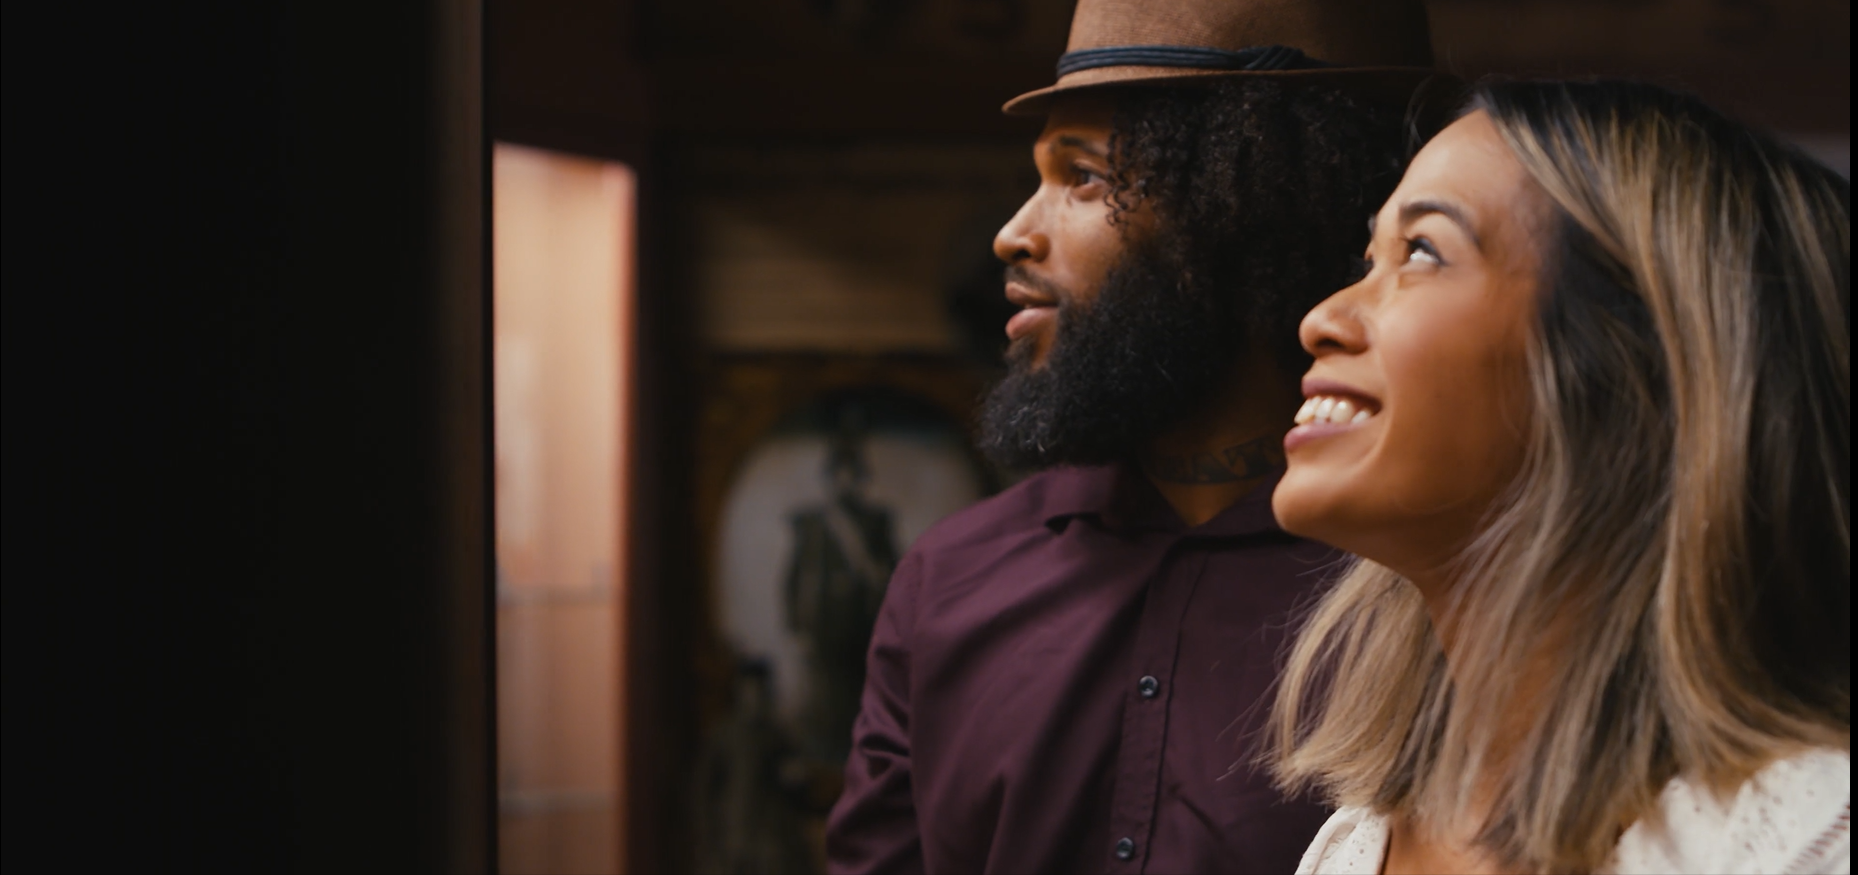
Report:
1039,461,1289,539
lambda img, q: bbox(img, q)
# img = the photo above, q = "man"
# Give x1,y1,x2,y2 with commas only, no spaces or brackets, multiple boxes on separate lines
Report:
827,1,1445,872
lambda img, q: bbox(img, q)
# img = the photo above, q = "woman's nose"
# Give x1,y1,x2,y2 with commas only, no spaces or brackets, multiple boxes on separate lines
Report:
1299,283,1369,358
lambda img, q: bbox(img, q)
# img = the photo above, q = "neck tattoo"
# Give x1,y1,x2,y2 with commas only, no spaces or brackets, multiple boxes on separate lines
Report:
1141,434,1283,485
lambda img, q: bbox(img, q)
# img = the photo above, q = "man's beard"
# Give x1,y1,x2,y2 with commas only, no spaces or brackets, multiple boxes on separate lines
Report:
977,244,1243,470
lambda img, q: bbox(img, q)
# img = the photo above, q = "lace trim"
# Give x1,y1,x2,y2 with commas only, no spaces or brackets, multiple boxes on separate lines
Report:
1783,801,1850,875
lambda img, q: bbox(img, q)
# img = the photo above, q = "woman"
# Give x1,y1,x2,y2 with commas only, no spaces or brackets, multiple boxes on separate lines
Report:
1269,80,1850,874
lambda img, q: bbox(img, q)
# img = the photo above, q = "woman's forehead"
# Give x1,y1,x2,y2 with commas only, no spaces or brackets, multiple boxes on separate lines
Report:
1388,113,1544,242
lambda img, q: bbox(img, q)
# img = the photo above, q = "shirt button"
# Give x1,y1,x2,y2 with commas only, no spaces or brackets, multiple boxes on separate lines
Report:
1137,675,1160,698
1115,837,1137,860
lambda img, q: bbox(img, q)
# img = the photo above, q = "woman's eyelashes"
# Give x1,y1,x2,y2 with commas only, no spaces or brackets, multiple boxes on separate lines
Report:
1354,234,1444,281
1404,236,1444,266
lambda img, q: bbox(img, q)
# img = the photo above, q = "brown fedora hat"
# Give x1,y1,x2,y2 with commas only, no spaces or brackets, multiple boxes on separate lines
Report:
1003,0,1438,115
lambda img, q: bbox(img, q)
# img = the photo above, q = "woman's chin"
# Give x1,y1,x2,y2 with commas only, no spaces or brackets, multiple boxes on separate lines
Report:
1270,469,1337,541
1272,466,1390,555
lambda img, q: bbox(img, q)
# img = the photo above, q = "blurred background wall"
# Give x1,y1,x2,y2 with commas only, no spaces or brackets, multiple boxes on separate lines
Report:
485,2,1847,873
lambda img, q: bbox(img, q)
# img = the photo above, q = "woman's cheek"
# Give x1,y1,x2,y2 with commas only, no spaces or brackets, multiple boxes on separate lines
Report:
1419,348,1531,512
1380,324,1505,512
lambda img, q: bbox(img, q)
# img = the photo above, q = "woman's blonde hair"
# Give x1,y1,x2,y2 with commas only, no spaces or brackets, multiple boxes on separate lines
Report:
1270,80,1851,873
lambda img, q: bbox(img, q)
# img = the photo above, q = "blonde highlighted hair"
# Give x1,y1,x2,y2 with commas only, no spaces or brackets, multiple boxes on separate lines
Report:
1271,80,1851,873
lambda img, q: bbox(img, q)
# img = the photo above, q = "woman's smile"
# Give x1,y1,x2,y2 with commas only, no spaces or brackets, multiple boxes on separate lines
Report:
1284,378,1382,453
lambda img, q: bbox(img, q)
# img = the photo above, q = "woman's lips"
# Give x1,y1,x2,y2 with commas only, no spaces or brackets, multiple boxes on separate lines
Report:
1005,305,1056,340
1284,419,1369,454
1285,381,1383,453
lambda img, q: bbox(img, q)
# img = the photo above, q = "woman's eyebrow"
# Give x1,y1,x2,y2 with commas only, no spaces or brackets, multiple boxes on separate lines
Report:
1398,198,1483,249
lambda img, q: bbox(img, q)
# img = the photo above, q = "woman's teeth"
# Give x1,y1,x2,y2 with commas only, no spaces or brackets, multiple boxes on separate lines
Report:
1295,395,1377,426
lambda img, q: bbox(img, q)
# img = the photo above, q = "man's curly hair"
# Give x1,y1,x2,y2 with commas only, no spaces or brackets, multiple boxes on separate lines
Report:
1105,78,1412,371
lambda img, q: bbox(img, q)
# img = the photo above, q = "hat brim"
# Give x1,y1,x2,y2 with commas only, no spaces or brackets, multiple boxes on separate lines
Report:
1001,65,1449,115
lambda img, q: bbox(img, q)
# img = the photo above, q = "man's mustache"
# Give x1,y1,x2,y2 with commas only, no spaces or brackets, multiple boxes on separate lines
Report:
1003,265,1072,306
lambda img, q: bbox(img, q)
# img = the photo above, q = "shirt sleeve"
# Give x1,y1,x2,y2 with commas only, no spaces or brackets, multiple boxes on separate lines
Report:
825,550,926,875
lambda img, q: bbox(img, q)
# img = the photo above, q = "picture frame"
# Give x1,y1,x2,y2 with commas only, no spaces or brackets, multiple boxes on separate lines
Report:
684,351,1001,872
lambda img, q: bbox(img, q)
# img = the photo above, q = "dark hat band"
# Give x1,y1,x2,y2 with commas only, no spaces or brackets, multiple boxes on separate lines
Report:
1054,44,1334,77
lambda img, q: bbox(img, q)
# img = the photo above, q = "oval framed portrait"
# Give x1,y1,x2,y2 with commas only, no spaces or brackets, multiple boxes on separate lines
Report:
688,354,997,873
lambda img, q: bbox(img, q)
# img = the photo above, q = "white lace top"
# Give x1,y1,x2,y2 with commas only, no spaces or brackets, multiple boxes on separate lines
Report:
1296,748,1851,874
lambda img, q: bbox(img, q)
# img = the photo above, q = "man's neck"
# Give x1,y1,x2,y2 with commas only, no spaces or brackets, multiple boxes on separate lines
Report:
1138,352,1301,527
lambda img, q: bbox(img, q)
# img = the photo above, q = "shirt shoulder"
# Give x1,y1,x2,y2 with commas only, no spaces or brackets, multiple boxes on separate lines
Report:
904,467,1087,556
889,467,1110,618
1297,806,1387,875
1613,747,1851,874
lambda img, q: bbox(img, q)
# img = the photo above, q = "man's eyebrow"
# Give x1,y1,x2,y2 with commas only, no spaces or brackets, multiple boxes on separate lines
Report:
1052,134,1108,158
1398,198,1482,249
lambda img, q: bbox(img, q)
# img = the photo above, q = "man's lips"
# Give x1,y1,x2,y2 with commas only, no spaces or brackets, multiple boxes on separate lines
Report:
1005,305,1056,340
1004,280,1059,341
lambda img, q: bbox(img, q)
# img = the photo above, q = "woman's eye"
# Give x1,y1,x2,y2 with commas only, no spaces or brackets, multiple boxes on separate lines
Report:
1404,237,1443,266
1073,166,1104,186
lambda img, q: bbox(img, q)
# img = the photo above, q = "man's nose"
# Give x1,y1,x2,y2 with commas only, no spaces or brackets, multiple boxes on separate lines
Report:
994,196,1049,264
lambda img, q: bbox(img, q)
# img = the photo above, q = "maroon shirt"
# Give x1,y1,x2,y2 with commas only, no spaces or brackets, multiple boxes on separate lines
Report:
827,463,1339,875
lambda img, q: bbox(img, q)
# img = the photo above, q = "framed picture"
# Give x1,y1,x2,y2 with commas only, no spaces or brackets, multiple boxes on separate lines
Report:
688,353,1000,873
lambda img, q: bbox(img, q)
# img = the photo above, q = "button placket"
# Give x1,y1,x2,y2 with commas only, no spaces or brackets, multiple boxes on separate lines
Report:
1105,542,1208,871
